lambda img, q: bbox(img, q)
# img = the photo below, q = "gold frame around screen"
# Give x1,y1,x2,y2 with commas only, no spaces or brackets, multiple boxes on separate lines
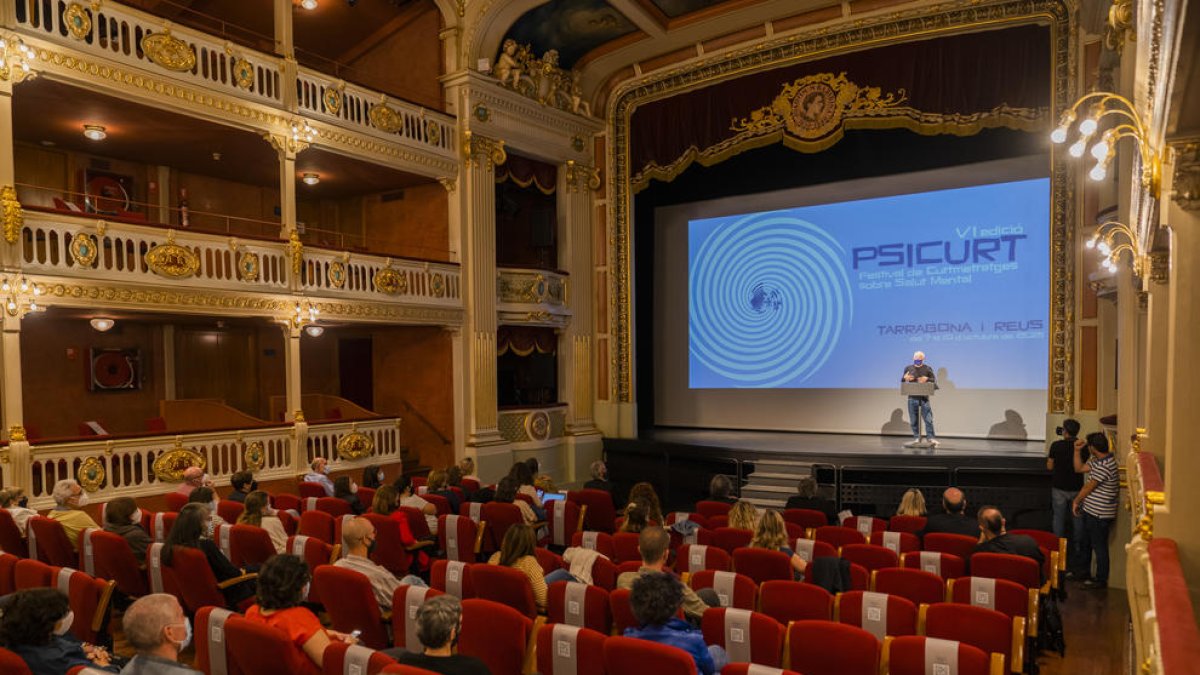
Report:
604,0,1076,414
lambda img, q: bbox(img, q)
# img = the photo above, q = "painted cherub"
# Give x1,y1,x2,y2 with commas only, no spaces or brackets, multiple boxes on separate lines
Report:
495,38,522,88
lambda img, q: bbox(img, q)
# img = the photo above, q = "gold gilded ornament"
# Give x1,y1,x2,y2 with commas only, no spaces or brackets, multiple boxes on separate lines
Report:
337,430,374,460
430,273,445,298
288,230,304,278
232,57,254,90
64,3,93,40
8,425,27,443
526,411,551,441
238,251,260,281
323,84,343,114
140,29,197,72
69,232,99,267
369,99,403,133
76,456,106,492
243,441,265,471
732,72,907,144
3,186,24,244
152,444,206,482
424,119,442,145
374,266,402,294
327,261,347,289
145,242,200,278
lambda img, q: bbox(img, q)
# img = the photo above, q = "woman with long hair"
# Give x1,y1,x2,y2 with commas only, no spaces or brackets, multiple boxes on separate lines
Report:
162,503,255,607
102,496,151,563
488,524,562,610
494,477,538,525
238,490,288,553
507,461,545,519
619,499,651,534
426,469,462,513
371,485,430,571
362,464,384,490
896,488,927,517
749,509,807,579
627,482,664,524
728,500,759,531
333,476,365,515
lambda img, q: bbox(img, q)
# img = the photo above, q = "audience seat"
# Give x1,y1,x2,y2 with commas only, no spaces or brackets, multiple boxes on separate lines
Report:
545,499,585,548
272,493,302,514
481,502,525,551
299,482,328,500
13,558,53,590
695,500,734,519
872,568,947,607
722,665,801,675
316,497,353,518
570,531,616,560
458,599,535,675
356,487,377,510
286,535,337,604
689,570,757,610
612,532,642,563
791,538,838,565
0,646,33,675
814,526,867,550
609,588,639,634
675,544,733,577
167,545,256,613
701,607,785,667
1010,528,1066,582
786,620,879,675
225,613,313,674
315,565,391,650
758,580,833,625
590,555,620,591
843,516,888,538
948,576,1038,639
217,500,245,524
537,623,607,675
52,566,115,644
885,635,995,675
568,489,617,533
732,548,794,585
0,553,19,596
548,581,612,634
970,553,1043,591
0,509,29,558
835,590,918,639
431,560,476,599
150,512,178,542
922,533,978,562
535,548,565,576
712,527,754,554
299,510,337,545
472,563,539,619
164,492,188,512
783,508,830,532
28,516,77,568
423,494,452,517
869,531,921,555
888,515,928,535
604,635,698,675
438,514,482,563
665,511,709,529
363,514,417,578
322,642,396,675
229,524,277,570
707,515,730,528
391,584,444,651
194,606,235,675
921,603,1024,674
902,551,966,581
840,543,900,572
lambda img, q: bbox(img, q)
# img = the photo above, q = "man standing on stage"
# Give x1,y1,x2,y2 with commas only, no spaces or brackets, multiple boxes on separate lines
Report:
902,351,938,447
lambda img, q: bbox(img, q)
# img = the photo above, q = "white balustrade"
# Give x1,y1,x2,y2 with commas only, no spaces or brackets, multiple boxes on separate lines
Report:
304,418,403,468
301,247,462,305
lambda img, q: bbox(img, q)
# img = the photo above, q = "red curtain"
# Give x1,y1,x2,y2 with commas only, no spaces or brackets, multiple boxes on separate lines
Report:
498,325,557,356
496,153,558,195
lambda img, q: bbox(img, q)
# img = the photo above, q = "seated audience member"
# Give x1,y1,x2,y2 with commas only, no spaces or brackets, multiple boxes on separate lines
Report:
458,457,479,482
227,471,257,504
104,496,152,564
708,474,737,504
487,524,570,610
372,485,431,571
120,593,200,674
784,476,837,523
391,595,489,674
333,476,366,515
917,488,979,539
619,499,651,534
244,554,357,675
750,509,808,580
494,477,538,526
187,486,226,537
162,504,255,608
627,482,664,525
583,460,614,496
508,461,546,519
727,500,758,531
425,469,462,514
626,572,728,675
303,458,336,497
334,517,426,609
0,486,37,534
48,478,100,550
617,527,719,623
394,475,439,535
238,491,288,554
0,587,119,673
896,488,927,517
174,467,212,496
445,465,471,499
362,464,385,490
974,506,1045,579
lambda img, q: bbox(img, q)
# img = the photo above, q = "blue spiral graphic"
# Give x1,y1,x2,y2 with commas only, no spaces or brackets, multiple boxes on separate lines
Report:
689,213,853,387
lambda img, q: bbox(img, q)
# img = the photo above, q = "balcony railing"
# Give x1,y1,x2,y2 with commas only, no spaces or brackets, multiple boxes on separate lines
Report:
10,0,455,160
497,267,570,325
498,404,567,446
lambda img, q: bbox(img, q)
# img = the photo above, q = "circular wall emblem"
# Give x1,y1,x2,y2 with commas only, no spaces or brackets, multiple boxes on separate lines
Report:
788,81,840,139
238,251,260,282
328,261,347,289
526,411,551,441
70,232,99,268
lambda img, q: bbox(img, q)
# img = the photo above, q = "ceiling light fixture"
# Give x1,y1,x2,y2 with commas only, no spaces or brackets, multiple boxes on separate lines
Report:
300,0,318,9
301,172,320,186
89,318,115,332
304,325,325,337
82,125,107,141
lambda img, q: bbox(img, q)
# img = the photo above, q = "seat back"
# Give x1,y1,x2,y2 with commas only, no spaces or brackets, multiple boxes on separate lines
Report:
722,666,801,675
609,588,639,634
430,559,476,598
732,548,793,585
229,524,277,570
695,501,734,519
665,511,708,529
321,642,396,675
712,527,753,554
28,516,77,567
700,607,784,667
0,510,28,557
363,513,413,577
689,570,757,610
612,532,642,563
390,584,445,651
423,494,451,517
272,493,302,513
791,538,838,565
872,568,946,606
902,551,966,581
299,482,327,499
535,548,564,576
814,526,867,549
675,544,732,575
758,579,832,624
0,646,33,675
886,636,992,675
151,512,178,542
194,606,235,675
547,580,612,634
922,603,1019,673
87,530,146,597
481,503,525,551
604,635,698,675
398,506,434,541
164,492,189,512
439,514,481,563
970,553,1041,589
226,614,312,674
0,553,19,596
570,530,617,560
948,576,1034,624
869,531,921,555
787,620,880,675
840,544,900,572
922,533,978,561
48,566,115,644
568,489,617,533
472,563,538,619
287,535,335,604
458,599,534,675
888,515,928,534
783,508,829,531
166,545,229,613
316,497,353,517
14,558,53,589
217,500,245,524
842,516,888,537
836,590,918,640
314,565,389,650
537,623,607,675
298,510,336,544
591,555,619,591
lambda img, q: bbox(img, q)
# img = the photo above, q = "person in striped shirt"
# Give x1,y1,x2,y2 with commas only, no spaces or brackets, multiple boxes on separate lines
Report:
1072,432,1119,589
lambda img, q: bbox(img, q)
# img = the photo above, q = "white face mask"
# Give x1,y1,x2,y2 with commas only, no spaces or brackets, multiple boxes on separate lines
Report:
74,492,89,507
300,583,311,599
54,611,74,636
170,618,192,651
351,482,358,493
377,471,385,482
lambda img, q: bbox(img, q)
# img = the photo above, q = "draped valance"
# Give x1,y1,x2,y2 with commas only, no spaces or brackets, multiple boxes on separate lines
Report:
629,24,1051,192
498,325,557,356
497,154,558,195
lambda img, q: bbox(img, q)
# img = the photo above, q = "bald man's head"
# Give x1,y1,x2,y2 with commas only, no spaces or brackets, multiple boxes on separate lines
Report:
942,488,965,514
978,506,1004,539
341,516,375,553
182,466,204,486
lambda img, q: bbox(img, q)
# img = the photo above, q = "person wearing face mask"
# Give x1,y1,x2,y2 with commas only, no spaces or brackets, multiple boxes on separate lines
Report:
226,471,258,504
237,491,288,554
104,496,152,564
362,464,385,490
0,587,120,673
48,479,100,550
0,486,38,535
119,594,199,674
901,350,939,448
303,458,336,496
332,476,366,515
333,517,426,610
185,486,227,537
390,595,489,674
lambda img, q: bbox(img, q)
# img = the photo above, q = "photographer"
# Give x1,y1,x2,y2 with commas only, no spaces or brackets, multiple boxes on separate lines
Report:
1045,419,1084,576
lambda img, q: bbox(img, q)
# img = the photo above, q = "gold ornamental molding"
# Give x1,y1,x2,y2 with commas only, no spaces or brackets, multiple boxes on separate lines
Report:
498,269,566,306
463,131,507,169
288,229,304,277
732,72,908,147
606,0,1076,411
336,426,375,460
69,232,99,268
2,186,22,244
0,34,38,83
76,456,106,492
1104,0,1135,55
243,441,266,471
323,81,345,115
144,231,201,279
327,260,347,289
64,3,94,41
237,251,260,281
373,263,408,295
565,161,601,193
1171,142,1200,211
369,96,406,133
152,442,206,482
140,28,197,73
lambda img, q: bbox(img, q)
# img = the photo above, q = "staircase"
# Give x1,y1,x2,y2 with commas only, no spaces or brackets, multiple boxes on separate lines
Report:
738,459,817,509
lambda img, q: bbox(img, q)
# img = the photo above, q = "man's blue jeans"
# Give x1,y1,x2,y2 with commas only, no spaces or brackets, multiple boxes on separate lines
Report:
1051,488,1084,570
907,397,935,438
1080,512,1114,583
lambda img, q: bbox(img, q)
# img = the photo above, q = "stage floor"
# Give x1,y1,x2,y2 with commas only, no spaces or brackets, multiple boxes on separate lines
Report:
643,427,1046,459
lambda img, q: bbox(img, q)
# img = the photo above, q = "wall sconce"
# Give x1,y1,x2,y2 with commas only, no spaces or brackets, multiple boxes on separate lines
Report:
1050,91,1161,198
291,120,316,146
89,318,115,332
0,35,37,83
291,299,319,330
1,276,44,318
1086,220,1146,276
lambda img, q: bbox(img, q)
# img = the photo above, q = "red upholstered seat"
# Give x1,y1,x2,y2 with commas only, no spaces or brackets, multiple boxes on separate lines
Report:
299,482,327,499
166,545,255,613
787,620,881,675
836,590,918,639
570,530,616,560
922,603,1024,674
791,538,838,564
149,512,178,542
481,502,525,552
438,514,481,563
712,527,753,554
604,635,698,675
591,555,619,591
675,544,732,576
286,535,335,604
537,623,607,675
612,532,642,563
535,548,564,576
50,566,115,644
948,576,1037,638
298,510,336,545
87,530,146,598
922,533,978,562
321,642,396,675
273,493,302,514
0,646,33,675
0,553,19,596
423,494,451,517
316,497,352,518
869,531,921,555
700,607,785,667
707,516,729,528
842,516,888,537
609,587,639,634
783,508,830,531
568,489,616,533
229,524,277,570
888,515,928,534
886,636,993,675
689,570,757,610
217,500,245,524
13,558,53,589
872,567,947,607
364,514,415,577
391,584,444,651
840,543,900,572
548,581,612,634
226,613,313,675
732,548,794,585
758,580,833,624
473,563,538,619
314,565,390,649
695,501,733,519
545,498,584,548
194,606,235,675
28,516,77,568
665,511,709,529
430,559,476,598
902,551,966,581
814,525,867,550
164,492,189,512
458,599,534,675
0,509,29,558
970,552,1042,590
721,665,801,675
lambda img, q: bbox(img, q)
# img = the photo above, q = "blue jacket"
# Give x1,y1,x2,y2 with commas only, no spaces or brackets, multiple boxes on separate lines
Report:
10,634,120,675
625,619,716,675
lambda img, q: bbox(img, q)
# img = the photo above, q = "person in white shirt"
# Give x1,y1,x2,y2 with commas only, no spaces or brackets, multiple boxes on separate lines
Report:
237,491,288,554
394,476,438,535
0,487,38,534
333,517,425,609
302,458,336,497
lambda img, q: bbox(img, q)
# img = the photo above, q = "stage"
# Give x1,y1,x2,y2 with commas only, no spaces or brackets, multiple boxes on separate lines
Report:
643,427,1045,460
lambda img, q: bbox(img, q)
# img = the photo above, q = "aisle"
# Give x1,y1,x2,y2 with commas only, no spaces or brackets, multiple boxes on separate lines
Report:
1037,583,1130,674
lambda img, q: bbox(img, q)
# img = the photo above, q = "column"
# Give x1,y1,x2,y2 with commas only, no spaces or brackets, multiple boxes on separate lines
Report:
272,0,295,60
281,321,309,473
1141,250,1169,462
275,142,298,241
0,77,19,271
0,311,30,491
